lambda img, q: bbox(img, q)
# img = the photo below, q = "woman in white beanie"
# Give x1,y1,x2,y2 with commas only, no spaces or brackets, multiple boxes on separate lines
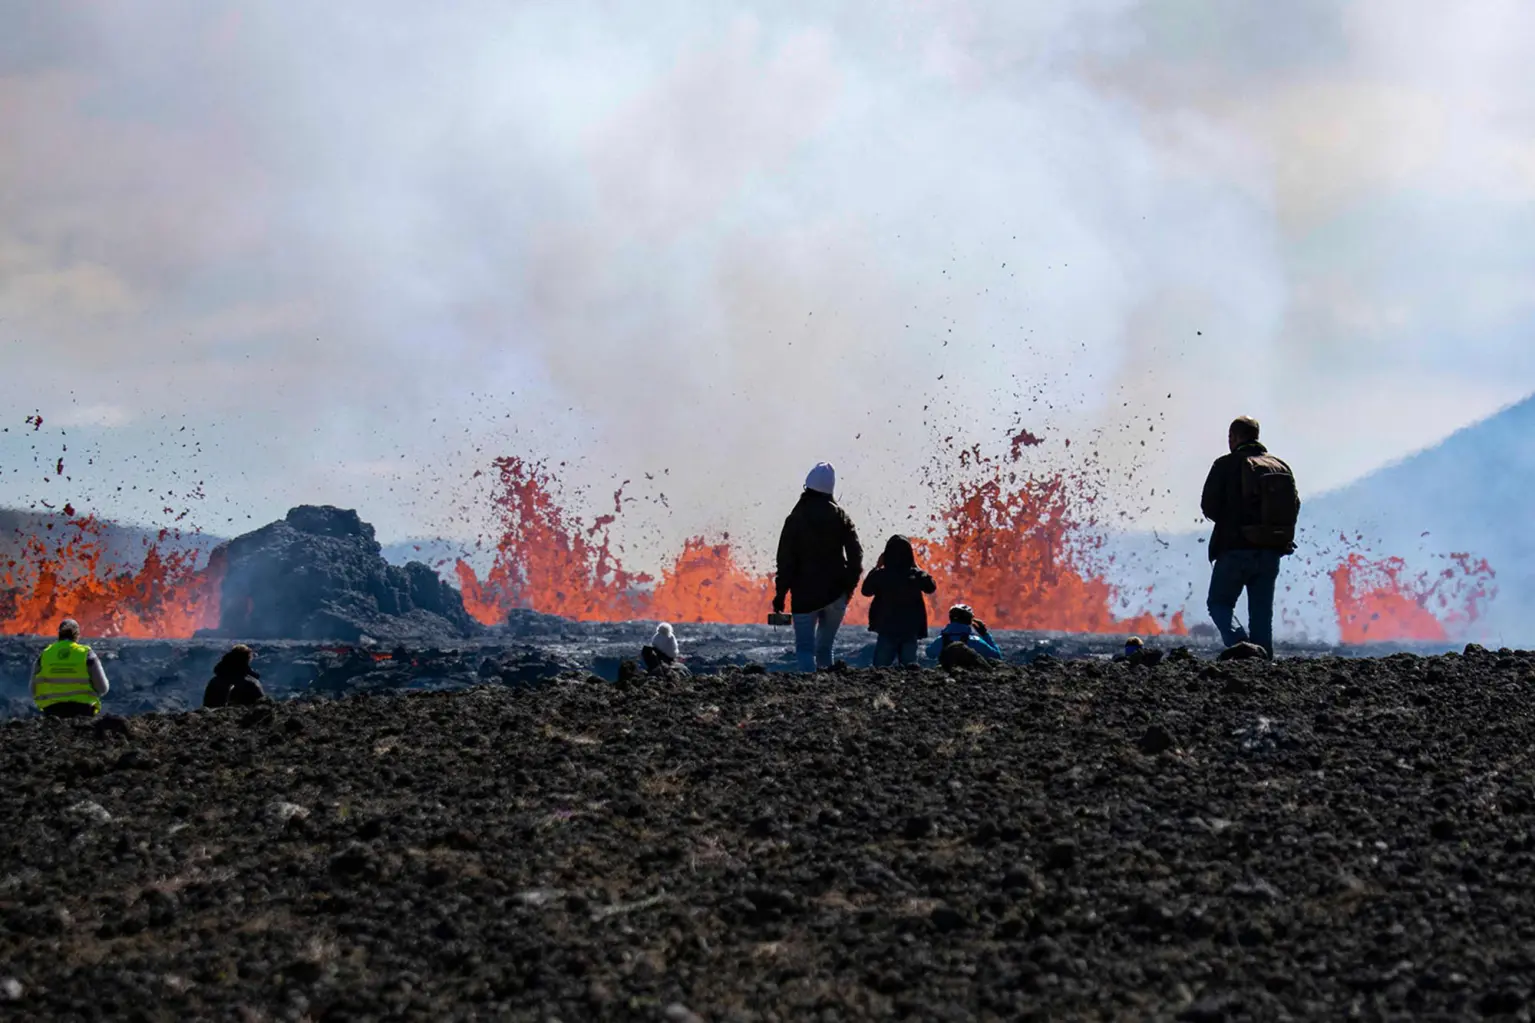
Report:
771,462,864,672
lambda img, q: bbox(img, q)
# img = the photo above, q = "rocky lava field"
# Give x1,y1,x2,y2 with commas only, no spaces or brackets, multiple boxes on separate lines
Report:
4,646,1535,1020
0,620,1235,720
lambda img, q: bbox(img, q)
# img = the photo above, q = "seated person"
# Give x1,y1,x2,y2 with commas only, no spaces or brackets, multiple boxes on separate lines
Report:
926,604,1002,661
203,645,268,708
641,623,682,672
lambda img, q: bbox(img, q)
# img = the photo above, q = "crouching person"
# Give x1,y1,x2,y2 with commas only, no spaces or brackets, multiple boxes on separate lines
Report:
641,623,684,673
32,618,109,718
203,645,267,708
927,604,1003,662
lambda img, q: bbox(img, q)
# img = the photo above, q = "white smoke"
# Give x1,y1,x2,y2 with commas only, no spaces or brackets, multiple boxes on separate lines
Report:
2,1,1533,586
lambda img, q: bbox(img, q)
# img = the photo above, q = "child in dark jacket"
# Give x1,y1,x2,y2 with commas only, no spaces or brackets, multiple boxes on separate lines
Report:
860,535,937,666
927,604,1003,661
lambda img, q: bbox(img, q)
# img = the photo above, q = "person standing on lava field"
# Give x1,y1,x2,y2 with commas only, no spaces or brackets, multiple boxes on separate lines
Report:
203,645,268,708
860,535,937,666
1200,416,1301,658
30,618,110,718
773,462,864,672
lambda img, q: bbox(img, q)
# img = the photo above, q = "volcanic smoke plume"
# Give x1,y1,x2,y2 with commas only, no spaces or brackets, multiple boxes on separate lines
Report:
3,2,1533,654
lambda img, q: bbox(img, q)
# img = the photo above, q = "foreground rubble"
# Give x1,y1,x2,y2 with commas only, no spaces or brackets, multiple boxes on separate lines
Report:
3,647,1535,1019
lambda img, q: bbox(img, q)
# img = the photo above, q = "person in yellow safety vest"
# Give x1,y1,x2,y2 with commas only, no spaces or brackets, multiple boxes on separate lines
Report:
31,619,111,718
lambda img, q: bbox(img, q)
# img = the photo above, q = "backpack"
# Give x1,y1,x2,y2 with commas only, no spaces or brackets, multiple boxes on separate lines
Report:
1239,453,1300,551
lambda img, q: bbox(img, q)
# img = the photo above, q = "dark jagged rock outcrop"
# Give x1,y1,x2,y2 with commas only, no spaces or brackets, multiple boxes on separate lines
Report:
208,505,479,642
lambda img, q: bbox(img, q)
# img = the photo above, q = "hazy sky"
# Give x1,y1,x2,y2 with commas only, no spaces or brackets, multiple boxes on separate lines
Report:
4,0,1534,562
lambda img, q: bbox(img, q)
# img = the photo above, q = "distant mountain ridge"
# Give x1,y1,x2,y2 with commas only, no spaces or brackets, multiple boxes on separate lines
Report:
1303,393,1535,549
0,508,222,568
380,538,475,570
1299,391,1535,641
0,510,477,580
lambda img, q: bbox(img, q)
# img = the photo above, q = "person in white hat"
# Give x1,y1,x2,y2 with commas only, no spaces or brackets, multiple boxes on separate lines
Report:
772,462,863,672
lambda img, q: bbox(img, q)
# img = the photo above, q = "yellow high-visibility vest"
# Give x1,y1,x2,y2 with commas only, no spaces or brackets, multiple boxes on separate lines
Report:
32,640,101,714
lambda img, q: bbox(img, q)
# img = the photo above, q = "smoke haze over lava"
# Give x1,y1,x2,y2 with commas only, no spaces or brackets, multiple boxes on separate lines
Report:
3,2,1535,637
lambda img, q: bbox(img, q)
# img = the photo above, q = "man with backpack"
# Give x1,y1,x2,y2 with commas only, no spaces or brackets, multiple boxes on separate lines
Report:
1200,416,1300,658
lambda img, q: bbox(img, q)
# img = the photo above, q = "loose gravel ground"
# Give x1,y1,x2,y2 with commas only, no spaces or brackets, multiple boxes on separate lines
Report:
4,647,1535,1021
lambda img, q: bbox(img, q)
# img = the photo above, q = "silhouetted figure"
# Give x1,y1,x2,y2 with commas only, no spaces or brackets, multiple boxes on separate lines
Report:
927,604,1002,661
773,462,863,673
860,535,937,666
31,618,110,718
1201,416,1300,658
203,645,267,708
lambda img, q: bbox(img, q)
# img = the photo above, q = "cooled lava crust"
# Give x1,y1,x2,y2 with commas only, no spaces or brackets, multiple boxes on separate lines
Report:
3,648,1534,1020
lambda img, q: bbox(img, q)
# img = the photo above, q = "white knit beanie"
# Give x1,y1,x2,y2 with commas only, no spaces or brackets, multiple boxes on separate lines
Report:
804,462,836,495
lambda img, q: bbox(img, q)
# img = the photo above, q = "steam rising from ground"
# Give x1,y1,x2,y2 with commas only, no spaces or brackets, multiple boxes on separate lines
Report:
4,1,1535,570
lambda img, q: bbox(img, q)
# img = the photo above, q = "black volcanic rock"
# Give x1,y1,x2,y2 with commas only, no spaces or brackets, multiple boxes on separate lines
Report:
1218,641,1270,662
1,628,1234,719
210,505,478,642
503,607,581,637
6,651,1535,1017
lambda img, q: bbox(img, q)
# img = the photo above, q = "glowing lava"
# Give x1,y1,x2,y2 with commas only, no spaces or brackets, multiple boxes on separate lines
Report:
0,456,1496,644
647,537,774,625
1331,552,1495,645
453,456,649,622
911,472,1183,635
0,516,222,638
455,450,1186,633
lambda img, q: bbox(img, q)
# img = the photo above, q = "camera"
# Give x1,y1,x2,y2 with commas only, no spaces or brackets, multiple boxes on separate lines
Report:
766,612,792,627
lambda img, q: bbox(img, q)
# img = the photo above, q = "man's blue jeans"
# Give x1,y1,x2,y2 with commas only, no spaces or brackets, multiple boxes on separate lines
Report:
793,596,848,672
872,635,919,667
1207,549,1283,654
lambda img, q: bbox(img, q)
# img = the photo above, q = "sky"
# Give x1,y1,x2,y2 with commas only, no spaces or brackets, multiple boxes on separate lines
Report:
3,0,1535,565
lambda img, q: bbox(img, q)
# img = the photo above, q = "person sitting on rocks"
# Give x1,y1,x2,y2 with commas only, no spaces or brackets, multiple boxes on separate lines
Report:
641,623,681,672
926,604,1002,662
860,535,937,666
203,645,268,708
